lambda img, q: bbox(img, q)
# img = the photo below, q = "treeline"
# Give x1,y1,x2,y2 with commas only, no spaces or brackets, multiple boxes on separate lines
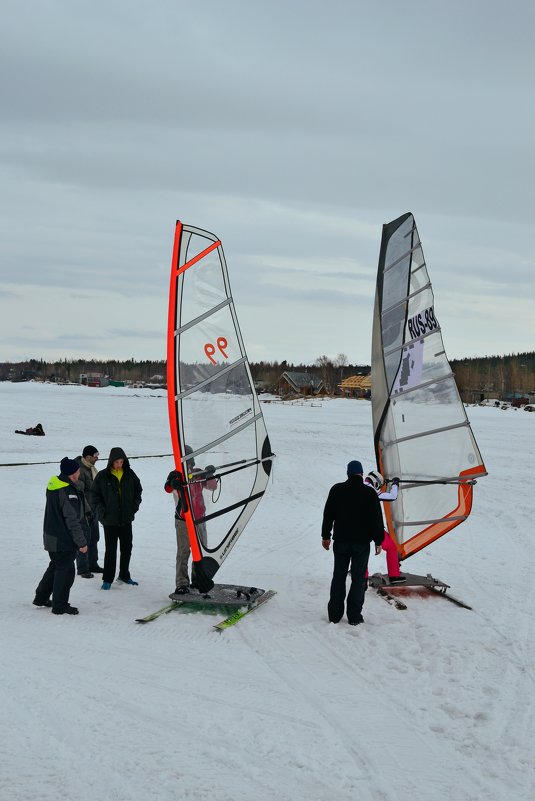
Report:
1,352,534,399
451,351,535,400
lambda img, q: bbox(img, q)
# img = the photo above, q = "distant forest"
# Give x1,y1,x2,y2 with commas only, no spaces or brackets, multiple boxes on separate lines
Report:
1,351,534,401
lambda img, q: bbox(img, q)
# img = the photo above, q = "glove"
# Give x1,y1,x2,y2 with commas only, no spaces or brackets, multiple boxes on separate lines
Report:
391,477,400,486
204,464,216,478
166,470,183,491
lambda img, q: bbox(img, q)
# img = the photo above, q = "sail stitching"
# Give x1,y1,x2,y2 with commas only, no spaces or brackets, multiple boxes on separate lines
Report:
384,328,441,358
184,413,262,461
384,243,421,272
381,281,432,316
176,299,232,335
175,357,247,400
391,371,454,398
385,420,470,447
396,515,468,527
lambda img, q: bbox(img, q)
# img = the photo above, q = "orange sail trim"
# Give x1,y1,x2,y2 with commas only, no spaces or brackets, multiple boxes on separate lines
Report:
381,463,487,560
174,240,221,277
166,220,202,562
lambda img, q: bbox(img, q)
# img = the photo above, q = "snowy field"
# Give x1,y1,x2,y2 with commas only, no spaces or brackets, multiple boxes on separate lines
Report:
1,381,534,801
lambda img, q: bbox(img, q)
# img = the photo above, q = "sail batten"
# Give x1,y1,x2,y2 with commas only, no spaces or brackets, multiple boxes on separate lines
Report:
372,212,487,560
167,221,274,590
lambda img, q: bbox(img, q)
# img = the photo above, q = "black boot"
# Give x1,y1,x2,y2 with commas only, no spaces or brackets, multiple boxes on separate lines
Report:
52,605,79,615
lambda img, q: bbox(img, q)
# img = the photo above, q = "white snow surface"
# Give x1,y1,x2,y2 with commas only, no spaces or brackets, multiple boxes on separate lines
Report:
1,382,534,801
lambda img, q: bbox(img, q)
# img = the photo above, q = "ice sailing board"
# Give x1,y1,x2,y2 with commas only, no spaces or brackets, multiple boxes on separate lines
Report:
167,222,274,592
371,212,487,560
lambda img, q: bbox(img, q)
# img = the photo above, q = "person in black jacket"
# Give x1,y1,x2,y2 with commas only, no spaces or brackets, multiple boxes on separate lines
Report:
321,460,384,626
75,445,103,576
33,457,89,615
89,447,142,590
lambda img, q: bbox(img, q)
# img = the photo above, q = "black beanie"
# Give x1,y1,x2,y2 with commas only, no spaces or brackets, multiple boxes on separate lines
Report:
82,445,99,457
60,457,80,476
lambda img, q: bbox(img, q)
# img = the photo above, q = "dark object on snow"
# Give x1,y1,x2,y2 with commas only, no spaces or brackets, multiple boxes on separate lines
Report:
15,423,45,436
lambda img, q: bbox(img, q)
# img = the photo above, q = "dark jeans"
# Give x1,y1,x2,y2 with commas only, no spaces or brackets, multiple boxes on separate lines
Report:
103,524,133,583
328,540,370,624
76,519,100,573
35,550,76,610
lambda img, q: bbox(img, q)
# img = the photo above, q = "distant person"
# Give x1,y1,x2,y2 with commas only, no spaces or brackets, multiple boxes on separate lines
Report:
321,460,384,625
75,445,103,577
364,470,405,584
89,447,142,590
164,445,218,595
15,422,45,436
33,457,89,615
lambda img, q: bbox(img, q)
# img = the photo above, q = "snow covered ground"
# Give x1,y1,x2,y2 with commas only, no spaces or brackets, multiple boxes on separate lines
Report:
1,381,534,801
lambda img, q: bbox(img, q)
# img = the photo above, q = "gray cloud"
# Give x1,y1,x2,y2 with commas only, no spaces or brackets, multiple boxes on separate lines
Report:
1,0,534,364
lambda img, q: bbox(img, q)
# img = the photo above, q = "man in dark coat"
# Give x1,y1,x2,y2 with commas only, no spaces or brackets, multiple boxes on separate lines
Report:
321,460,384,625
33,457,89,615
75,445,103,576
89,447,142,590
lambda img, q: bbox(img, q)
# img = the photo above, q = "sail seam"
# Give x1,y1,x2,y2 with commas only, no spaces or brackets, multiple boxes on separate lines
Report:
391,371,454,398
386,420,470,446
384,327,441,358
176,299,232,335
396,515,468,527
175,357,247,399
381,281,432,316
385,243,421,272
185,413,262,460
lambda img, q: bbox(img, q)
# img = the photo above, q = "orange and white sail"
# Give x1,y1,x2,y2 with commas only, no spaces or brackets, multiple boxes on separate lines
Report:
371,213,487,560
167,222,274,591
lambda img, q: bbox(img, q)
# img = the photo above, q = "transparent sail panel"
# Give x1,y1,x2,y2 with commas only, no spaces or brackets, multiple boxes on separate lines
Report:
179,247,227,329
178,305,242,393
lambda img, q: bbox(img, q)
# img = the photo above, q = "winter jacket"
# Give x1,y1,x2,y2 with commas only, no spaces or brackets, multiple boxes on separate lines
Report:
89,447,142,527
75,455,98,516
164,468,217,521
43,474,88,552
321,475,384,546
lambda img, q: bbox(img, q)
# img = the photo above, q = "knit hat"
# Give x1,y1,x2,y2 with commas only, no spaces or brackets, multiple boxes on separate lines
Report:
60,457,80,476
347,460,364,476
82,445,99,457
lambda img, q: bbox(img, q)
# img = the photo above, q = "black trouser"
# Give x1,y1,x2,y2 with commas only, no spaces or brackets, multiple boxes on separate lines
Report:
76,519,100,573
35,550,76,610
328,541,370,624
102,524,133,583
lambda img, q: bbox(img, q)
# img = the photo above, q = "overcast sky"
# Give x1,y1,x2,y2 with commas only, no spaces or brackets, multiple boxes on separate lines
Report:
1,0,534,366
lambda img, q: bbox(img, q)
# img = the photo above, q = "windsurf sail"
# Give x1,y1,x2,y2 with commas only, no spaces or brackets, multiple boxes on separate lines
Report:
167,222,274,592
371,212,487,560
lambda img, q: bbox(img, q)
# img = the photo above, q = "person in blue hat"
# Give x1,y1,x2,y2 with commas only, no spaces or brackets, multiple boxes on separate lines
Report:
321,460,384,625
33,457,89,615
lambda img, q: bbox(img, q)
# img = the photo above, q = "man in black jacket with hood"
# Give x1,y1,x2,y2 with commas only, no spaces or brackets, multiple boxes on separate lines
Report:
322,460,384,625
89,447,142,590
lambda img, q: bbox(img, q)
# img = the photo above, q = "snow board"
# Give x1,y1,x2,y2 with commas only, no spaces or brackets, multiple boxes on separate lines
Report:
168,582,266,606
135,584,272,624
369,572,472,610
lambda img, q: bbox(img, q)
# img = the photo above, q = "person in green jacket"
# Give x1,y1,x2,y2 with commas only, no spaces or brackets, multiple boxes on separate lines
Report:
33,457,89,615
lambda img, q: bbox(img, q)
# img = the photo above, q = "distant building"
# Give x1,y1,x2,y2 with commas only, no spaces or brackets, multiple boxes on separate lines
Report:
276,371,324,397
339,375,372,398
80,372,109,388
